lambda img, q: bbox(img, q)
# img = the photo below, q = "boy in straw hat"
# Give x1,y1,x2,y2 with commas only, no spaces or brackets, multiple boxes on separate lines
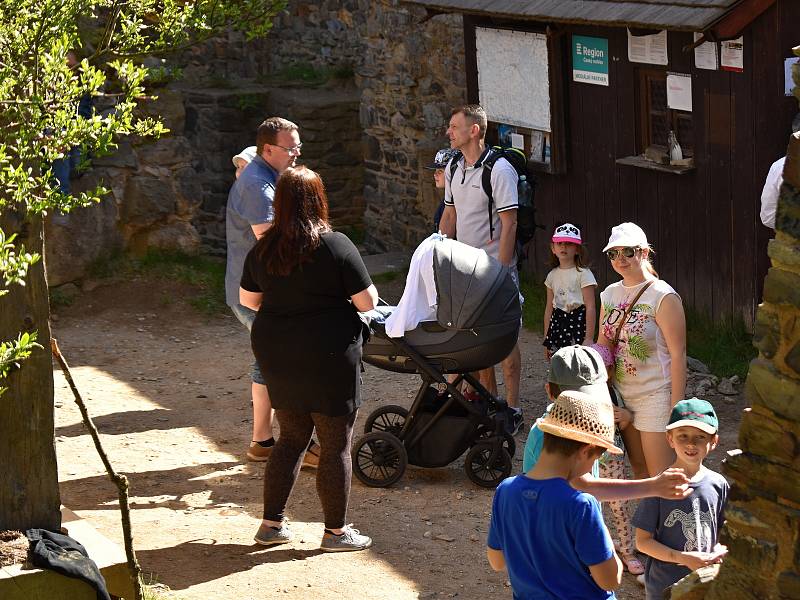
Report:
488,390,624,598
523,345,690,502
633,399,729,599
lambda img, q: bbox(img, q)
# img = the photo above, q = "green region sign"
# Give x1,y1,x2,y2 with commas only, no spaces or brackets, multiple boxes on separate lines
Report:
573,36,609,86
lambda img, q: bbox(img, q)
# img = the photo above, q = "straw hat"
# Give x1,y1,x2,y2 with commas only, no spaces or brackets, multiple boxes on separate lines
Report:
538,390,623,454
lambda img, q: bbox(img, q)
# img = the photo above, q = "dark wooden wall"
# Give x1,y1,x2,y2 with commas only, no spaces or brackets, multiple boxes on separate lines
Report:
467,1,799,327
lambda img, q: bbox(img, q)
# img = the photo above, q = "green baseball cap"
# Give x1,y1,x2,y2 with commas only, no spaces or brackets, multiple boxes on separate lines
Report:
666,398,718,434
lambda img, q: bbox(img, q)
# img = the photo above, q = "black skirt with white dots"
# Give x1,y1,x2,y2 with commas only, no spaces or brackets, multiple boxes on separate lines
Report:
543,305,587,352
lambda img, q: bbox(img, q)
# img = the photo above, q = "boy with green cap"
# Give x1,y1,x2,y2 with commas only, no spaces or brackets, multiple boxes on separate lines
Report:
633,398,729,599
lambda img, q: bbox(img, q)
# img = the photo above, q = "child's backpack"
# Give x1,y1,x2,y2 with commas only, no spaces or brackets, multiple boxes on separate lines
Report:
448,146,538,260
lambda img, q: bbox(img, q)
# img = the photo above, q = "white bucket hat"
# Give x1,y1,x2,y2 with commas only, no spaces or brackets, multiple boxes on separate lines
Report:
602,222,649,252
232,146,257,167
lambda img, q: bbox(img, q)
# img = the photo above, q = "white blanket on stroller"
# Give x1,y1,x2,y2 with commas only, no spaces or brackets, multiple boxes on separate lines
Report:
384,233,442,337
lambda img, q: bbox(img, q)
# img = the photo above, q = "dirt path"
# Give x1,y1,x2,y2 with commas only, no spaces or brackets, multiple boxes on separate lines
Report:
52,276,744,600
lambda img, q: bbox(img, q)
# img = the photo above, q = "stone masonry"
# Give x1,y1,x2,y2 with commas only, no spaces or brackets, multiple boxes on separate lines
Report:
692,50,800,600
359,2,466,251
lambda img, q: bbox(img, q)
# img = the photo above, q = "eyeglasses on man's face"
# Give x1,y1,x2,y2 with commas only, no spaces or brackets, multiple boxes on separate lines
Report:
606,247,639,261
270,142,303,156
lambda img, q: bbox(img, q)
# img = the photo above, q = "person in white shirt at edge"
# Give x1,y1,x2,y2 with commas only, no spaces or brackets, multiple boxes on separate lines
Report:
438,104,523,435
760,113,800,230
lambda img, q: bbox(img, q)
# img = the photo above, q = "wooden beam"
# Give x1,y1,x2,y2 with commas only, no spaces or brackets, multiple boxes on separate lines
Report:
706,0,776,41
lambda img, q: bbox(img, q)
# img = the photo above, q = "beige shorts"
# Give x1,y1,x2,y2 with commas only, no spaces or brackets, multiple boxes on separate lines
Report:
618,387,672,433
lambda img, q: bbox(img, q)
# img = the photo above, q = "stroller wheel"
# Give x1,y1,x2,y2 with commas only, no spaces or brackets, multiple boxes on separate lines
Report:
473,427,516,458
364,405,408,437
352,431,408,488
464,442,512,488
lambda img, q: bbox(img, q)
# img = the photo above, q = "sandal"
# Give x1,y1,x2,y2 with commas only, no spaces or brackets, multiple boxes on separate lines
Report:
302,441,320,469
622,554,645,575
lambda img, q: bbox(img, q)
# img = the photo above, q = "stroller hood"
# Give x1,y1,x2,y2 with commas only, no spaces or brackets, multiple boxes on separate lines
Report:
434,239,520,330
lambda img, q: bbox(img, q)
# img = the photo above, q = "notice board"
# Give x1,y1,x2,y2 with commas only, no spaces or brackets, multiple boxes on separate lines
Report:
476,27,551,132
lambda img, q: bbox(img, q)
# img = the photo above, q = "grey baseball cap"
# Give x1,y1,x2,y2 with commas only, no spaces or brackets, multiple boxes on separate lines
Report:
548,345,612,404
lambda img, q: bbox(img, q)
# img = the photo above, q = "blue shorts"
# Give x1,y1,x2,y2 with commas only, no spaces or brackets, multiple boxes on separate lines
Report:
229,303,265,385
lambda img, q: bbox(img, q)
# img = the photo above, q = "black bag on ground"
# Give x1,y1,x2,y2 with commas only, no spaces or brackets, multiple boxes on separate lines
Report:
26,528,111,600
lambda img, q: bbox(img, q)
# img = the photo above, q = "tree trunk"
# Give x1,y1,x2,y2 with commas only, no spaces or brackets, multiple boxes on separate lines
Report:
0,210,61,532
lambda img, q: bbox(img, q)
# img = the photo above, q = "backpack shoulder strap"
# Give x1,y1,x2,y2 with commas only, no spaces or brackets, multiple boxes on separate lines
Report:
480,147,502,240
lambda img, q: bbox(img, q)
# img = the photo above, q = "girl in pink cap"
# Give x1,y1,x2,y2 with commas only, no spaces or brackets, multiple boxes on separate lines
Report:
542,222,597,360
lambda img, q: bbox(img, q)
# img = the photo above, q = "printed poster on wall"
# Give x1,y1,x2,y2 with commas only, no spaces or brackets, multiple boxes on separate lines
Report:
627,29,668,65
572,35,609,86
786,58,800,96
720,37,744,72
693,33,718,70
666,73,692,112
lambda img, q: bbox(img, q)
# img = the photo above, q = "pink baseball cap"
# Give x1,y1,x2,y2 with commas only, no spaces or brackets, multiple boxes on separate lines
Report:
552,223,582,244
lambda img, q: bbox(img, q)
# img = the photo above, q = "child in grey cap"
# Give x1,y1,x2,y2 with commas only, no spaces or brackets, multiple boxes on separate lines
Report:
523,345,691,504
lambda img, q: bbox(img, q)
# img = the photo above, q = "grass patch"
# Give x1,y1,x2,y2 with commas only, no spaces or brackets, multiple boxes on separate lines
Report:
89,250,227,316
372,270,401,285
685,309,755,379
49,287,76,308
259,61,355,87
519,270,546,334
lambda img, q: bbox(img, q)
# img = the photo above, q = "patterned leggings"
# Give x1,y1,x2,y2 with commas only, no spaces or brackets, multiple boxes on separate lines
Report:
263,409,357,530
599,456,636,557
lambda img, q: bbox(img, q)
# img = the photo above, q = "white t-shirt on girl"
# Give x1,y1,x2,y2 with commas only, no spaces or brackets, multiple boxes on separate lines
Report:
600,278,679,400
544,266,597,313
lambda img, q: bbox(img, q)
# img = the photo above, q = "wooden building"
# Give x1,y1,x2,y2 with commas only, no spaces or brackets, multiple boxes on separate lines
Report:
406,0,800,327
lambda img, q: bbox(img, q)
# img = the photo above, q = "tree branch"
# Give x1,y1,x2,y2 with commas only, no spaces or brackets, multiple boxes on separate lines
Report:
51,338,144,600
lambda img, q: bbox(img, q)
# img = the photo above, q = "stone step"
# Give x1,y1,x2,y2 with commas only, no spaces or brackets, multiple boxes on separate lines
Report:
0,507,136,600
361,251,410,277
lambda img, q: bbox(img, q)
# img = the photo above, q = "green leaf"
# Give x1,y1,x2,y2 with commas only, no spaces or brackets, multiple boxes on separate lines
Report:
627,335,651,362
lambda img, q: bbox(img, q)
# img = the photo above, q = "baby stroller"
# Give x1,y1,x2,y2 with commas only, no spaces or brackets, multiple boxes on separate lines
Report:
352,238,522,488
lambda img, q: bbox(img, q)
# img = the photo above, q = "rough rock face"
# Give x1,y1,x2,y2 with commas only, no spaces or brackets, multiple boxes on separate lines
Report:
358,3,467,251
702,55,800,600
45,90,201,286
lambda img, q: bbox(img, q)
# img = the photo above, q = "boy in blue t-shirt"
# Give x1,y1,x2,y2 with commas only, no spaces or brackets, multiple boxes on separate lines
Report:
487,390,624,599
633,399,729,599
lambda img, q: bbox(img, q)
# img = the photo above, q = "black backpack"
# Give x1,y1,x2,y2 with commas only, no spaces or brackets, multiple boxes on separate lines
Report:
448,145,538,259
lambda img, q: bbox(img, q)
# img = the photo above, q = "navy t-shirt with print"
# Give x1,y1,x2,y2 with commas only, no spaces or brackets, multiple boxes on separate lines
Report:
488,475,616,600
633,468,729,599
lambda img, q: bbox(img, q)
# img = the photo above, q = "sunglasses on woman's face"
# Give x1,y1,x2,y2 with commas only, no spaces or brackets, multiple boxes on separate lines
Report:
606,247,639,261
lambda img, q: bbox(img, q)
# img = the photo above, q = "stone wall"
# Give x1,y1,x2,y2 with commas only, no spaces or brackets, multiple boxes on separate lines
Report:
699,51,800,600
267,1,367,73
46,0,470,287
359,2,467,251
183,84,363,255
47,3,369,285
45,89,202,287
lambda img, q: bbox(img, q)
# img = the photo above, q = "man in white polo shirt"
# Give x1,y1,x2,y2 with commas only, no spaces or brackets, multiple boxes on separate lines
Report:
438,104,523,434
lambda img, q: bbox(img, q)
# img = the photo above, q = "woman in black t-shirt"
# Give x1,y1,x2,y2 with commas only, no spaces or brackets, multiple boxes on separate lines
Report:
240,166,378,552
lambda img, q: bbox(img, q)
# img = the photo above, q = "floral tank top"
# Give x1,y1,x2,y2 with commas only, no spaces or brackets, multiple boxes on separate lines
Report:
600,278,679,400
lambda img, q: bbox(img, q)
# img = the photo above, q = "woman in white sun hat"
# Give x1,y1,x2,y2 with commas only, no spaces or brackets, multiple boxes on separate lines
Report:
594,223,686,478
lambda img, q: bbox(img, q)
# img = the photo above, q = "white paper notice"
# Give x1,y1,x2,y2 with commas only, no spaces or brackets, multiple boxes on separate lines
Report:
627,29,668,65
666,73,692,112
786,57,800,96
509,133,525,150
720,37,744,72
693,33,718,70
